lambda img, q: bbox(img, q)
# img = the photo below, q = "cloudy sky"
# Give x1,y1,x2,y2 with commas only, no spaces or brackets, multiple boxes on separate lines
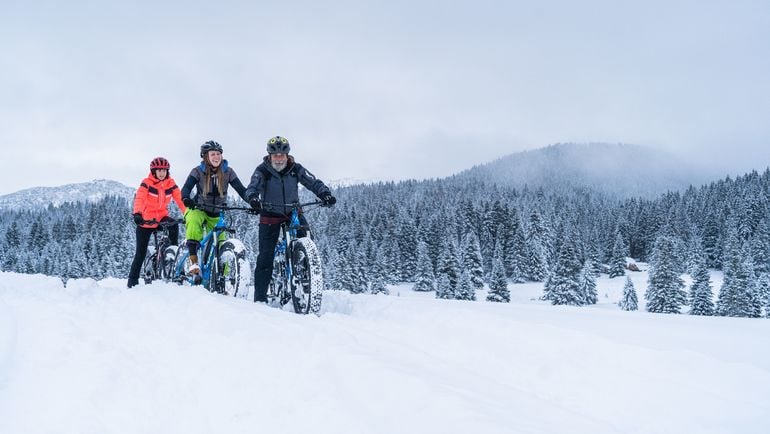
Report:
1,0,769,194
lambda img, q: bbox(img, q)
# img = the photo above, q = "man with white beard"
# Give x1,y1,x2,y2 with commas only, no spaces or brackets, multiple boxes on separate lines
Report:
245,136,336,303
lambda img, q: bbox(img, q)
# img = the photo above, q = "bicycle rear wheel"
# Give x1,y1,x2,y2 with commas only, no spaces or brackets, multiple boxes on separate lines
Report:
289,237,324,315
267,250,288,307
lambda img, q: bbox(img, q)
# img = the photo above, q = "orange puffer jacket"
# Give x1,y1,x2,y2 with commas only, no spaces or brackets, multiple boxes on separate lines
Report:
133,173,187,228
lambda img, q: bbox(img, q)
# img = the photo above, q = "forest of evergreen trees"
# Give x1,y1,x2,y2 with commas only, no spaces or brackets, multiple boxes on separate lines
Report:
2,168,770,318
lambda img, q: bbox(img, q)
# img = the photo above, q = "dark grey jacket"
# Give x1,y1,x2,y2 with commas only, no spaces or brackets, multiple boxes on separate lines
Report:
181,160,248,216
245,156,331,217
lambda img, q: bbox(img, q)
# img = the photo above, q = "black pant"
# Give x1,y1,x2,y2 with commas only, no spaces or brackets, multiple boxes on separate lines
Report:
128,217,179,282
253,215,308,302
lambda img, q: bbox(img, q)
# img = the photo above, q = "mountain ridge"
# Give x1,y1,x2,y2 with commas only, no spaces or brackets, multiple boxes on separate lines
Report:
0,179,135,210
0,143,725,208
449,142,717,198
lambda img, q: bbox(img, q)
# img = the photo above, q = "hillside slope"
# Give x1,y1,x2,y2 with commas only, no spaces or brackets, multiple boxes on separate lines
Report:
0,179,134,210
454,143,714,198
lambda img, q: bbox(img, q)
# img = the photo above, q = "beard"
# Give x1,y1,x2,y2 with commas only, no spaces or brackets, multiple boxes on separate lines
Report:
271,160,287,172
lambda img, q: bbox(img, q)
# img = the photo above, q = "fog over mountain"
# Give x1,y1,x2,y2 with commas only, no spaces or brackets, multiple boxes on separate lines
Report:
453,143,718,198
0,143,736,210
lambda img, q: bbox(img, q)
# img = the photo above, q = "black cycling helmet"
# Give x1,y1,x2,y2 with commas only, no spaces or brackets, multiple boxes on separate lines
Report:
267,136,291,154
200,140,223,158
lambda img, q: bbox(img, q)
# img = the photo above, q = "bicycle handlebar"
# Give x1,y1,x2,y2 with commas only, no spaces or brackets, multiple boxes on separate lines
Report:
199,201,328,216
142,219,184,227
206,204,260,213
262,201,325,212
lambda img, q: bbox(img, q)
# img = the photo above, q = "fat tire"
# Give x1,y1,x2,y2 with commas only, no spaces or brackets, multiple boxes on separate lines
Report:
141,250,156,284
290,237,324,315
161,245,178,281
172,244,191,284
219,240,250,298
267,250,288,306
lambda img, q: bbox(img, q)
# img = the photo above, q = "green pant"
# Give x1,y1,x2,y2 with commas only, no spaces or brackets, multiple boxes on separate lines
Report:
184,209,227,243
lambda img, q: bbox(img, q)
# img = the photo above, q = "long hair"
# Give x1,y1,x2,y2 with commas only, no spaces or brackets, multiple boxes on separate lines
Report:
202,156,226,196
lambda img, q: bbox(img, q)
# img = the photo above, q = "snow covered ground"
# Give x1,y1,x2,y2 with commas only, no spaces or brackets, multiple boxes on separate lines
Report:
1,271,769,434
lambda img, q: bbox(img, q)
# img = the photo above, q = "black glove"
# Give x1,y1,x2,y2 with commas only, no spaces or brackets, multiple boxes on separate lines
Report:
183,197,196,209
249,197,262,212
133,213,144,225
321,193,336,207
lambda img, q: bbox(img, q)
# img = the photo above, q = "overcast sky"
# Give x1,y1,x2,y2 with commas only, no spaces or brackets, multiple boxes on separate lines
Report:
1,0,769,194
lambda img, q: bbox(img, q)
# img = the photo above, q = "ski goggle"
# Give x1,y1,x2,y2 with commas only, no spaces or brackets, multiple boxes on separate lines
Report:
268,136,289,145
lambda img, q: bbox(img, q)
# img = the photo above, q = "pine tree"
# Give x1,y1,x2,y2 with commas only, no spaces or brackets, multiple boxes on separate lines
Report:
609,231,627,278
337,250,360,293
5,221,21,249
436,237,461,290
487,255,510,303
525,239,549,282
350,247,369,294
369,245,390,295
579,261,598,305
321,245,339,290
461,232,484,289
689,256,714,316
645,236,687,314
702,212,722,269
381,236,401,284
525,210,550,281
412,240,435,292
455,269,476,301
619,276,638,311
756,273,770,318
717,232,762,318
370,276,389,295
543,232,584,306
508,218,528,283
435,274,453,300
396,215,418,281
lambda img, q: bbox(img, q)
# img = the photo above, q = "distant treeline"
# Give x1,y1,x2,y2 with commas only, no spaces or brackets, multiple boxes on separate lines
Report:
2,168,770,317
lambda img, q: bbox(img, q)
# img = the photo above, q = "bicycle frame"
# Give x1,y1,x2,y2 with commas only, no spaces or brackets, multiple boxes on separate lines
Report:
264,201,323,308
142,219,182,283
173,205,251,291
174,212,232,287
276,207,303,286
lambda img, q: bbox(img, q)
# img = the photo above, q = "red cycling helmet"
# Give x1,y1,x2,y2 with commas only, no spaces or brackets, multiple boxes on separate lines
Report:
150,157,170,170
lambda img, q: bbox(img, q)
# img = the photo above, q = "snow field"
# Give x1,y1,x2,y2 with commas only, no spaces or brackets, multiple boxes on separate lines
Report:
0,272,768,434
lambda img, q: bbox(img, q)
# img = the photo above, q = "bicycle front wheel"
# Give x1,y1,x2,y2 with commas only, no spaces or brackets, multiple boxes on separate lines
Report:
171,244,192,284
289,237,324,315
141,248,157,284
219,239,250,298
161,245,178,281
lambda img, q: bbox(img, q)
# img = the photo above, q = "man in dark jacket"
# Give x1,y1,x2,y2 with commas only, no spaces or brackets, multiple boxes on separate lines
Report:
245,136,336,303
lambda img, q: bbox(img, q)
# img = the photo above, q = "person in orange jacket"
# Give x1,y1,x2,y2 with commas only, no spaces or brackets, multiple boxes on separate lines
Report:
127,157,187,288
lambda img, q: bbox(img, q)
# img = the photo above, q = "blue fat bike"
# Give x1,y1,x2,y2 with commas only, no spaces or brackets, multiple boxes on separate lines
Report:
140,219,184,284
263,201,326,315
172,206,253,298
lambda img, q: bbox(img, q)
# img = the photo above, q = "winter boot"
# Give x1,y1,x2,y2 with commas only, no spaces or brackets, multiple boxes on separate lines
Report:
127,278,139,288
188,254,202,285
